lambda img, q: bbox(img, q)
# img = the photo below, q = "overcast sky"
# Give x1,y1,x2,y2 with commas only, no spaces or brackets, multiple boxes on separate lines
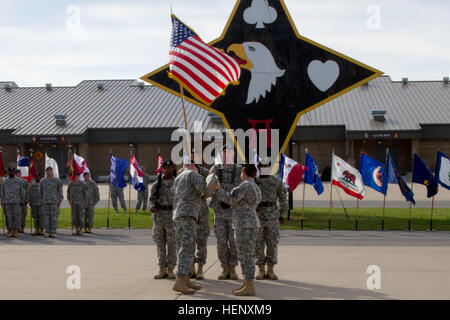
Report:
1,0,449,87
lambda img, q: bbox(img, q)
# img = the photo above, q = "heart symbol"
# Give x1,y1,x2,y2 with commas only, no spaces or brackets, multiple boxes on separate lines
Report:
307,60,340,92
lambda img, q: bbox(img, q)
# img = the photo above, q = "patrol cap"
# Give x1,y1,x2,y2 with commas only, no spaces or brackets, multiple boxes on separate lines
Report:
74,172,81,177
15,169,21,174
7,166,16,172
45,166,53,171
83,172,90,176
163,160,175,168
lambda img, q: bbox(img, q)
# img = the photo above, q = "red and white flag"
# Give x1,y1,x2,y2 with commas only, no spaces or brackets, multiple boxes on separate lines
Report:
331,154,365,200
155,154,164,175
0,149,5,176
73,153,90,175
280,154,307,192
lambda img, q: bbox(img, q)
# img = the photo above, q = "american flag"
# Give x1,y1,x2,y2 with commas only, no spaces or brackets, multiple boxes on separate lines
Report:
169,15,241,106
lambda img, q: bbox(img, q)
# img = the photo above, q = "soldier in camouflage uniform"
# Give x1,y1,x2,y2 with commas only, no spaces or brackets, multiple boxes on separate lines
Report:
255,162,288,280
135,166,150,213
172,162,216,295
1,167,26,238
209,147,241,280
67,172,87,236
40,167,63,238
215,164,262,296
149,161,177,280
15,169,29,233
110,183,127,213
83,172,99,233
29,172,44,236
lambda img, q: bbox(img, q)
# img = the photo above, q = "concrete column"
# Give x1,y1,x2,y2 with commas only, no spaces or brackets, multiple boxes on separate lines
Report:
345,139,355,167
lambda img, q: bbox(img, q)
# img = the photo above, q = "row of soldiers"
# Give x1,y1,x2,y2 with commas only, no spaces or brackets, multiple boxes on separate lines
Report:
149,146,287,296
0,166,99,238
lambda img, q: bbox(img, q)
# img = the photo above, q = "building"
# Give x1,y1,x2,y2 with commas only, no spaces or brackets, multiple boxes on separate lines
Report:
0,76,449,180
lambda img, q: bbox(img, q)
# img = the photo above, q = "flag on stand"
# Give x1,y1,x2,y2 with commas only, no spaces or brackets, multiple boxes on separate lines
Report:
386,153,415,205
110,154,129,188
331,154,365,200
16,154,29,179
280,154,306,192
155,154,164,175
168,15,241,106
130,154,146,192
28,157,38,182
0,149,5,176
413,153,438,198
436,151,450,190
359,153,387,195
45,153,60,179
304,153,324,196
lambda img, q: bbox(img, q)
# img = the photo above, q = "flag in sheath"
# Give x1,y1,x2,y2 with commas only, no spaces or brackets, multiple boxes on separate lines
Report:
280,154,306,192
0,149,5,175
45,153,60,179
16,154,29,179
110,154,129,188
386,153,415,205
359,153,387,195
28,157,38,182
304,153,324,196
168,15,241,106
331,155,365,200
130,154,146,192
412,153,438,198
436,151,450,190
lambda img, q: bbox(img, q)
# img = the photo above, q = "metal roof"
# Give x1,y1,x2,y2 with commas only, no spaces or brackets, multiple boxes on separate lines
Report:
0,76,448,137
299,76,450,131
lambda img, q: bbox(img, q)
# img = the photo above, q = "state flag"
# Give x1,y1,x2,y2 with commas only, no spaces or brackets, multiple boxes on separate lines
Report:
359,153,387,195
436,151,450,190
331,155,365,200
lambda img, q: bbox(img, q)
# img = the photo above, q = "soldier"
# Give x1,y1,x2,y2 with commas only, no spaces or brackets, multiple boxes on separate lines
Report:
209,146,241,280
1,167,26,238
110,183,127,213
15,169,29,233
67,172,87,236
149,160,177,280
135,166,150,213
40,167,63,238
255,161,288,280
172,162,217,295
215,164,262,296
29,172,44,236
83,172,99,233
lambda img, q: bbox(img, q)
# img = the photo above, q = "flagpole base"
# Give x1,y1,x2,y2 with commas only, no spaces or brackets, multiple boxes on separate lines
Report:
355,219,358,231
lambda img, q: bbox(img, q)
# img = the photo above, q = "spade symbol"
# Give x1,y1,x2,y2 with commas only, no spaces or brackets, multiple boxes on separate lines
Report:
243,0,277,29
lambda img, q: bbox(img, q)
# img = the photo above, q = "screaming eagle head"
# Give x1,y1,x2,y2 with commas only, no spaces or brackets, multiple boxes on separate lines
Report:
227,42,285,104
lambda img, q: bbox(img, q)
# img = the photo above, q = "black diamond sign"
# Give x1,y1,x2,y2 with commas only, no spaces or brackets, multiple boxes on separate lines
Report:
141,0,382,158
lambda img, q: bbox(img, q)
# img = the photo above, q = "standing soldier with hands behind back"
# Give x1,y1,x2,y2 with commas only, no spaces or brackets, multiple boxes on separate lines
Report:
15,169,29,233
67,172,87,236
255,160,288,280
1,167,26,238
40,167,63,238
29,172,44,236
83,172,99,233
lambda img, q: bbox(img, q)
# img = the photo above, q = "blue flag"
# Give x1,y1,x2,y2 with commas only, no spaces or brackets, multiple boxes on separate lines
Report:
304,153,324,195
413,153,438,198
110,154,129,188
386,153,415,205
359,153,387,195
436,151,450,190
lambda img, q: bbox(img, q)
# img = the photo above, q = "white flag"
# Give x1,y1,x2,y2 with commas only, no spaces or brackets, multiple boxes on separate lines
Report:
437,151,450,190
45,153,59,179
331,154,365,200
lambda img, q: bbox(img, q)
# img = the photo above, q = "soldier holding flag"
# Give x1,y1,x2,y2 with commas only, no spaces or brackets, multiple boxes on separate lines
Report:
67,172,87,236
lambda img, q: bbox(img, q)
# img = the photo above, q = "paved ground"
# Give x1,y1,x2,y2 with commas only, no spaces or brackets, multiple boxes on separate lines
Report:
0,229,449,300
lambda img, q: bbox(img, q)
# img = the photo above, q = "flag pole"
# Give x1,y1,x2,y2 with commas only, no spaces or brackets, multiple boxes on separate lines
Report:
68,149,74,234
408,182,414,231
383,148,390,232
301,148,308,230
328,150,335,231
356,199,359,231
179,84,192,160
107,148,112,229
128,151,132,230
29,149,33,234
0,179,4,234
430,196,435,231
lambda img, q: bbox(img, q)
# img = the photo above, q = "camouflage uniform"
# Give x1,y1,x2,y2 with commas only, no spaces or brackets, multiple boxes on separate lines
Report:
29,181,44,230
255,175,288,265
136,174,150,211
149,177,176,269
67,180,87,229
40,176,63,234
217,179,262,281
172,170,206,277
84,179,100,228
19,178,29,229
110,184,127,211
209,164,241,268
195,166,211,265
1,177,26,229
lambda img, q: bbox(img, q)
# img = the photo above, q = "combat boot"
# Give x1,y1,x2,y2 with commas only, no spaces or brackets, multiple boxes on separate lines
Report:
154,267,168,279
229,265,239,280
233,280,255,296
256,264,266,280
6,230,13,238
184,277,201,290
87,228,92,234
190,264,197,279
44,233,51,238
167,267,176,279
218,265,229,280
196,264,205,280
172,276,195,294
232,281,246,294
38,227,45,236
13,229,19,238
266,264,278,280
19,227,24,233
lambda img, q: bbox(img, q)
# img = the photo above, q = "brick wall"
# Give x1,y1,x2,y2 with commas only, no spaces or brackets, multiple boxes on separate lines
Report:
419,140,450,170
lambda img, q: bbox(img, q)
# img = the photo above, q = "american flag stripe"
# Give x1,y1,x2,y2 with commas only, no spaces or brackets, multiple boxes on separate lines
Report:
168,15,241,106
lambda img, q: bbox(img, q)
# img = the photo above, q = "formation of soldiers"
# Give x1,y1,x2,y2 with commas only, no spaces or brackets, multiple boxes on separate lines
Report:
149,146,288,297
0,166,99,238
